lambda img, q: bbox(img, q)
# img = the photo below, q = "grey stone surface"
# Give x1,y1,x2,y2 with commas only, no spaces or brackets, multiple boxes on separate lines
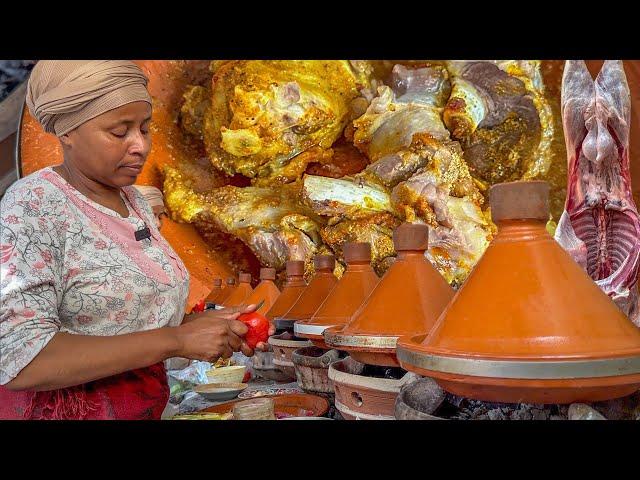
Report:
568,403,606,420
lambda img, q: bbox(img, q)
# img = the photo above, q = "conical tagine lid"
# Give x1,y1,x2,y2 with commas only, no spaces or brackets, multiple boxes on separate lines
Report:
211,277,236,304
275,255,337,331
295,243,379,348
246,268,281,316
282,255,337,320
206,278,224,303
266,261,306,322
325,222,455,367
223,273,254,307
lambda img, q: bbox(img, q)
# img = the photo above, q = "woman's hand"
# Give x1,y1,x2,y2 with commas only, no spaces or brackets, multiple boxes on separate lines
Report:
173,308,248,361
175,304,275,359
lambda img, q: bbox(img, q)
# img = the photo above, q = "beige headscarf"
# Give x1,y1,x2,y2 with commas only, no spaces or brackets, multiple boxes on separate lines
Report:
26,60,152,137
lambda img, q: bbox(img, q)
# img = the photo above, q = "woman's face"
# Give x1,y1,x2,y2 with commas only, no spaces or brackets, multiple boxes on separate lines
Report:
61,101,152,188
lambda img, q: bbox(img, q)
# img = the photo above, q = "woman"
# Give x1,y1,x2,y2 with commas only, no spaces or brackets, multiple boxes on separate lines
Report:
0,60,274,420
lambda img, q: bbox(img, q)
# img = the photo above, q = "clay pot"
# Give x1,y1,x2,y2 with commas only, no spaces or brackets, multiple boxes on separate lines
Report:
295,243,379,349
275,255,337,332
252,350,296,382
266,261,306,322
328,357,419,420
268,333,312,380
292,346,344,393
397,181,640,404
245,268,281,315
324,223,454,367
394,378,446,420
252,350,275,370
210,277,236,304
223,273,254,307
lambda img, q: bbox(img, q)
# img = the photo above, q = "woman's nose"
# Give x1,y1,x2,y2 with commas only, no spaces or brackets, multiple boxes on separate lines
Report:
128,130,151,156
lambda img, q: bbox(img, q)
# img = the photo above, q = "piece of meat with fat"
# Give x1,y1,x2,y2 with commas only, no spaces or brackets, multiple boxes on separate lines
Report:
391,63,452,107
354,65,452,188
554,60,640,326
443,61,553,186
163,165,323,271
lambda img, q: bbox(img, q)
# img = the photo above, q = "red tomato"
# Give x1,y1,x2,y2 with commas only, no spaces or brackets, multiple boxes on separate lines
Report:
238,311,271,349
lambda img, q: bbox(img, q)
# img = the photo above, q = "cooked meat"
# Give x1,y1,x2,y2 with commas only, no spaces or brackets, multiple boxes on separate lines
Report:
180,60,371,181
444,60,554,186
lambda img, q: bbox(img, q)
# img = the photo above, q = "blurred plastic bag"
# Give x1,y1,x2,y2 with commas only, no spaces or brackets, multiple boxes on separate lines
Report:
169,360,212,384
167,360,212,404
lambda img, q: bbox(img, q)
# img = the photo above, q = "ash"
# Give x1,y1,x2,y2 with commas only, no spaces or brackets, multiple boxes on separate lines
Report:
0,60,36,102
437,391,640,420
442,394,568,420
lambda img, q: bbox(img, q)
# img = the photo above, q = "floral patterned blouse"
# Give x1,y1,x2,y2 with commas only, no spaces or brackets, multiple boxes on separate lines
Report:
0,167,189,386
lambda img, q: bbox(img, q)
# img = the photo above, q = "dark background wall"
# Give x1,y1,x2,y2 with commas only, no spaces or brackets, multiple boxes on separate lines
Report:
0,60,34,197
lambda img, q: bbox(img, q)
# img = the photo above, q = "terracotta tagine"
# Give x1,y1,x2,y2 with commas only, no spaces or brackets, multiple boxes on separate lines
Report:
295,242,379,349
206,278,224,304
274,255,338,332
324,223,455,367
397,181,640,404
245,268,281,316
210,277,236,304
224,272,254,307
265,261,307,322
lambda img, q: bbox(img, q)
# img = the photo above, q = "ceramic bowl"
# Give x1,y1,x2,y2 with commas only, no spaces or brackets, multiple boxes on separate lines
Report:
205,365,246,384
193,382,248,401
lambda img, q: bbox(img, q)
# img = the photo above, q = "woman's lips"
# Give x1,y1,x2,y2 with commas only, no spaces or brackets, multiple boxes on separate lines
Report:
120,164,144,174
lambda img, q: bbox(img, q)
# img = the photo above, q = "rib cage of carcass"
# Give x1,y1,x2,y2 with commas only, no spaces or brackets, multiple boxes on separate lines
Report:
555,60,640,325
162,60,556,286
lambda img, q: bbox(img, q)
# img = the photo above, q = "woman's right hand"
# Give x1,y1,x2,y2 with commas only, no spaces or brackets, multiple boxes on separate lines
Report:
172,306,255,361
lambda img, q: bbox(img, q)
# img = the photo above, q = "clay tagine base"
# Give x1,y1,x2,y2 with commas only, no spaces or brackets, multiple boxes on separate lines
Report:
268,333,312,381
328,357,418,420
348,350,399,368
251,350,296,382
292,347,344,394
